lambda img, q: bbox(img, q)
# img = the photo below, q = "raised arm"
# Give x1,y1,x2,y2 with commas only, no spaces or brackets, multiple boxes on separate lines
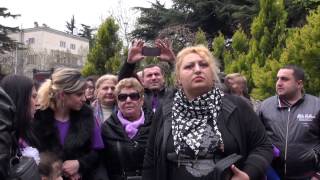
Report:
118,39,145,81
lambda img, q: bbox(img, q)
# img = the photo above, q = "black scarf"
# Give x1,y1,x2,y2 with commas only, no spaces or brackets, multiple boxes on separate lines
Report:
172,88,224,156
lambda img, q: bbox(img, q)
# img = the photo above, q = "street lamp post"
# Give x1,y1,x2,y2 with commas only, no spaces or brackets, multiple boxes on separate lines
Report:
124,22,129,48
14,44,17,74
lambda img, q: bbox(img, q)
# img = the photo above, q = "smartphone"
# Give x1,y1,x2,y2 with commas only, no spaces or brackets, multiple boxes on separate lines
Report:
142,47,161,56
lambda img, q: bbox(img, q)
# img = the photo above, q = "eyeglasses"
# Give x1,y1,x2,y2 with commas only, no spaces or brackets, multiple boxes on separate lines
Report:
117,92,141,102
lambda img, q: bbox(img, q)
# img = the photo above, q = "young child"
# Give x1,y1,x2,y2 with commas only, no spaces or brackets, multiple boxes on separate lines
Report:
38,152,63,180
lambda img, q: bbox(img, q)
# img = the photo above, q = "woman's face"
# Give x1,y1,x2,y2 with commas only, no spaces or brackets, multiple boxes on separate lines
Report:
84,80,95,101
96,79,116,106
228,77,243,96
117,87,143,121
178,53,214,99
30,86,37,118
64,89,86,111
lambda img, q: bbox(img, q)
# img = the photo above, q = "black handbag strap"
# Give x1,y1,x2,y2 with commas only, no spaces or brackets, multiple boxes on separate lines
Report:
9,132,23,170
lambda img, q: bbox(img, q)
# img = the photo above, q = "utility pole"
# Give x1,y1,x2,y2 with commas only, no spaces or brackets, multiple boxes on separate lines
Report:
15,26,25,75
14,44,17,74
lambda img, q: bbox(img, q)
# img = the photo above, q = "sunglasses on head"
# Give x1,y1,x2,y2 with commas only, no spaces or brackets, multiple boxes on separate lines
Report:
117,92,141,102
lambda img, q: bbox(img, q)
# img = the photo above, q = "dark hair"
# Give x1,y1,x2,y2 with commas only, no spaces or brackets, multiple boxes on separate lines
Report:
0,70,5,81
86,77,94,84
281,65,305,81
86,75,98,84
142,64,164,77
0,75,35,142
39,152,62,177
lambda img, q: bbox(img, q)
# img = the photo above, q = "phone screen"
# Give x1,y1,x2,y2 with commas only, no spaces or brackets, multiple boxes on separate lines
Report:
142,47,161,56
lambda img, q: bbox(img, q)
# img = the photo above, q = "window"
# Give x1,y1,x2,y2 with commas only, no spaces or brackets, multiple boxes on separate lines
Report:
70,43,76,50
60,41,66,48
26,38,35,44
27,54,36,64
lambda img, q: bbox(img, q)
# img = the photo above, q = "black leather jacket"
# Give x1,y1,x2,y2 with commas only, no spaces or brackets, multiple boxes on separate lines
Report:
101,108,154,179
0,87,15,179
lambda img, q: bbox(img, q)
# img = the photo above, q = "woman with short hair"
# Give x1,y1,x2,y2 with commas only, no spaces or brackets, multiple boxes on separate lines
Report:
33,67,104,180
225,73,252,106
101,78,153,180
92,74,118,126
142,45,272,180
84,76,97,105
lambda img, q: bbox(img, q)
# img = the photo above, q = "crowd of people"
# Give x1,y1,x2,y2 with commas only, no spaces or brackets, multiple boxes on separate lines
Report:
0,38,319,180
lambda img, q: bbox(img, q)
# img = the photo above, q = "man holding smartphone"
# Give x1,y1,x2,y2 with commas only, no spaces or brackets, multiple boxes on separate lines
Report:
118,39,175,112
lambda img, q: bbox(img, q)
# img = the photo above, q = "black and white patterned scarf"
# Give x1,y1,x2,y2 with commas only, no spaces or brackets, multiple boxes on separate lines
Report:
172,88,224,156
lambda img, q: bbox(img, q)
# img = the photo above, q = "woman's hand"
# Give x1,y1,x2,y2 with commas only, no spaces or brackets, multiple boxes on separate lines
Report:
230,165,250,180
62,160,80,177
127,39,144,64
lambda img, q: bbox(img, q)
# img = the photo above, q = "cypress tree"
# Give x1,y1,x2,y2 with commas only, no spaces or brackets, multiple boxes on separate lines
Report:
280,6,320,96
82,17,123,76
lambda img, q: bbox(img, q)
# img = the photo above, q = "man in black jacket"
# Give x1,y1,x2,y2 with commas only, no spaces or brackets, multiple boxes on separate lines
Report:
0,87,15,179
258,65,320,179
118,39,175,112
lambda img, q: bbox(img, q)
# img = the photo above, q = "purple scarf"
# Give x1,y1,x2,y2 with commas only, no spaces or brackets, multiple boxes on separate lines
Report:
117,109,145,139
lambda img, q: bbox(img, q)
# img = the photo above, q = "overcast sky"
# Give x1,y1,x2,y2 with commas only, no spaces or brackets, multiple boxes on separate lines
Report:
1,0,172,34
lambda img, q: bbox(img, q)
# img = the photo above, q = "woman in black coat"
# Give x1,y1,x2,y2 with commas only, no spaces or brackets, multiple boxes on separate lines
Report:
142,45,273,180
33,68,104,180
101,78,153,180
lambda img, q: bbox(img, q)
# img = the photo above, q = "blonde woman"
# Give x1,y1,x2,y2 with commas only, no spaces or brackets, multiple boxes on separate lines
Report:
33,68,104,180
142,45,272,180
